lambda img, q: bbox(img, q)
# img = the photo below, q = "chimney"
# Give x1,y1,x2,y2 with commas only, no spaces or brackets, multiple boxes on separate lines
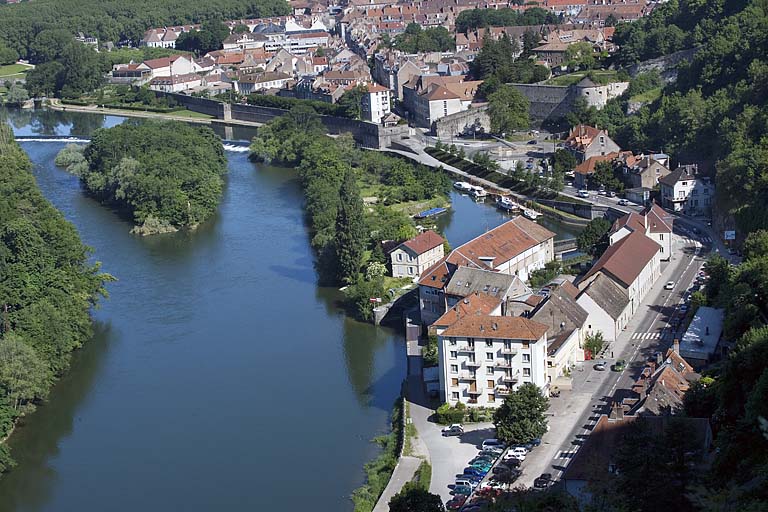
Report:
673,339,680,354
492,322,498,331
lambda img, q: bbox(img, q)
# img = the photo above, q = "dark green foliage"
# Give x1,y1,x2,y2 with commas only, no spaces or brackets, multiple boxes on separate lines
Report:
528,260,561,289
80,121,226,229
423,335,438,367
0,0,289,58
246,93,353,118
388,487,445,512
335,170,366,284
456,7,559,32
487,84,530,134
576,217,611,257
493,382,549,445
345,277,386,321
583,331,604,358
25,41,102,98
337,85,367,120
0,123,110,470
590,160,623,192
552,149,577,174
394,24,454,53
471,35,549,96
0,44,18,65
176,20,230,55
436,402,466,424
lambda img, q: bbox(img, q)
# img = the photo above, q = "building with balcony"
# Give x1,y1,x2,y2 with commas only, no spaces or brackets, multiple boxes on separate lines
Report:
437,315,549,407
659,164,714,216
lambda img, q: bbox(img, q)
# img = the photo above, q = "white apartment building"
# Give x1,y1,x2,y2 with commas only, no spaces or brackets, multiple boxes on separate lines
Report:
437,315,549,407
137,55,195,79
659,164,714,215
362,84,392,124
608,203,673,261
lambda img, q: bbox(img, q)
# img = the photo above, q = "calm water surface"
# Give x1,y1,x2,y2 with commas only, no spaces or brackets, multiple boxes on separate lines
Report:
0,109,576,512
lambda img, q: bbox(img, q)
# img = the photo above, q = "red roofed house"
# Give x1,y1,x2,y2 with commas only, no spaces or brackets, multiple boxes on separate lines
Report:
418,217,555,324
573,152,620,189
137,55,194,78
609,202,673,260
565,124,621,162
390,230,445,279
576,229,661,341
438,314,550,407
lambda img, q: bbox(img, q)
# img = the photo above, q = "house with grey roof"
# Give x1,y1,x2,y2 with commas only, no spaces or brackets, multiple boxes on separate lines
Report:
576,272,631,343
444,267,531,308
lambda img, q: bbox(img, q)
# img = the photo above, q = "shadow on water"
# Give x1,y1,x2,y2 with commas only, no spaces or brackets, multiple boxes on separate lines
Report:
0,321,112,512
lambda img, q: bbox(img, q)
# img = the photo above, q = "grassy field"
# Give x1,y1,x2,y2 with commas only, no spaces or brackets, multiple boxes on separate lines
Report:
0,63,32,78
545,70,621,87
630,87,662,104
167,109,213,119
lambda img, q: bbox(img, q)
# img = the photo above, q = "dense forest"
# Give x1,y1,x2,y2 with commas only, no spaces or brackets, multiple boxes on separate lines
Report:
0,123,111,472
250,107,451,316
455,7,560,33
79,121,227,234
569,0,767,235
0,0,289,56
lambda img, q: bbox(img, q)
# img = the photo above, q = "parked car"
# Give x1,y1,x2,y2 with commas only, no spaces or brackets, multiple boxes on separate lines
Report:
463,468,485,478
478,449,501,458
482,439,504,450
446,495,467,510
442,424,464,436
609,191,616,197
664,281,675,290
612,359,626,372
598,189,607,196
523,438,542,450
499,458,521,468
534,473,552,489
455,478,477,489
577,189,590,198
452,485,473,496
508,446,528,458
618,199,628,206
528,139,537,144
594,362,607,371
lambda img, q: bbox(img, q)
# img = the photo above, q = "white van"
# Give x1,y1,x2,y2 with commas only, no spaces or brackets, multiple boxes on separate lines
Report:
482,439,503,450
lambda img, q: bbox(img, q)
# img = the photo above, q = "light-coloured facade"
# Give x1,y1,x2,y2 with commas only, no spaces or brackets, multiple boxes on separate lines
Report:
660,165,714,215
437,316,549,407
137,55,195,79
389,231,444,279
547,329,581,385
361,85,391,124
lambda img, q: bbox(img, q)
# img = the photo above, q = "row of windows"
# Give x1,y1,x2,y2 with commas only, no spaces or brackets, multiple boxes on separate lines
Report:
449,365,531,377
449,352,530,362
448,338,529,348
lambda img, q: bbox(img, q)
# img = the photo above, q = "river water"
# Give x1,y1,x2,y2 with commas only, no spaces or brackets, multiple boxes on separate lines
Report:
0,108,577,512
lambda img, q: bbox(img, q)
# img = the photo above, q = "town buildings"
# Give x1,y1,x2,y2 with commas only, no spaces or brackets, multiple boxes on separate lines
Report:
437,314,550,407
418,217,555,325
565,124,621,162
361,83,392,124
609,203,673,260
389,230,445,279
402,75,482,129
659,164,714,216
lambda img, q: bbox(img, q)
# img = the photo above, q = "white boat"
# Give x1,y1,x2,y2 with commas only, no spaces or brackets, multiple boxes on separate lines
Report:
469,185,487,199
523,208,541,220
496,196,520,212
453,181,473,193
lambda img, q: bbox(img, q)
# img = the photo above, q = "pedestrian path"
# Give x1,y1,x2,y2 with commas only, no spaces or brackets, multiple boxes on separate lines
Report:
372,455,422,512
630,331,662,340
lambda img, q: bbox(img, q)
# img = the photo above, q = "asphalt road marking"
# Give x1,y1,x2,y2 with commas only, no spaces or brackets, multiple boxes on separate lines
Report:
631,332,661,340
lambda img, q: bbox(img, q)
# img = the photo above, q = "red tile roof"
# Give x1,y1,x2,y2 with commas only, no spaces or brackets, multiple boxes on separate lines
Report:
432,292,502,328
400,230,444,255
582,230,660,288
441,314,548,340
573,153,619,175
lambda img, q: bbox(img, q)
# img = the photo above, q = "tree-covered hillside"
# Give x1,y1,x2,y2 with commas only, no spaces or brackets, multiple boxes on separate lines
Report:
572,0,767,234
0,0,289,56
80,121,227,234
0,123,111,472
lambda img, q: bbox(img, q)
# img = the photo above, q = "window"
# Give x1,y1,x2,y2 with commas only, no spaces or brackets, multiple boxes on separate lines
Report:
450,351,457,359
451,378,459,387
682,181,687,186
487,379,495,388
450,364,458,374
397,253,402,261
523,368,531,377
485,339,493,347
449,338,456,346
599,136,605,144
408,267,414,275
486,352,494,361
452,392,460,400
522,354,530,363
660,234,663,240
488,394,495,403
486,366,494,375
504,341,511,350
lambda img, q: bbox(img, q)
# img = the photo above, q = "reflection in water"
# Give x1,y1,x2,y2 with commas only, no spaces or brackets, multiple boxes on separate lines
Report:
0,321,111,512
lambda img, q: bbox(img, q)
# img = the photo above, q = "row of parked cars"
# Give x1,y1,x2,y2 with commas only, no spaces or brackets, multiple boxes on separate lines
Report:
445,435,543,510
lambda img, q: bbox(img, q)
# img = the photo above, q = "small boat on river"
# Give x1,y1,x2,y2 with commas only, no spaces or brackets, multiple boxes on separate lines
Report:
453,181,473,193
523,208,541,221
496,196,520,212
469,185,487,200
414,207,448,219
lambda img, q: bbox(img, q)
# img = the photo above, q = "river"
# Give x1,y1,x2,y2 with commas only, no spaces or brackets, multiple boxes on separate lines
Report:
0,108,578,512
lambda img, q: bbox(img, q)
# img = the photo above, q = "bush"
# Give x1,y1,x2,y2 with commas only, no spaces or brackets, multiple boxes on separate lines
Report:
436,402,466,424
0,444,16,474
423,335,438,367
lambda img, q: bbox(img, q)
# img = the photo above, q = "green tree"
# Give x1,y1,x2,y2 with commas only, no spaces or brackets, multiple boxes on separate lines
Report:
493,382,549,445
565,41,596,69
0,334,49,413
334,170,366,284
605,13,618,27
338,84,367,120
4,83,28,105
58,42,103,97
552,149,577,174
577,217,611,257
743,229,768,260
0,44,18,65
590,160,621,191
487,84,530,134
24,61,65,97
389,486,445,512
583,331,605,357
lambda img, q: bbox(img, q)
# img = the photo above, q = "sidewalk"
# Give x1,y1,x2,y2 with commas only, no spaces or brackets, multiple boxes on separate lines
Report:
371,455,422,512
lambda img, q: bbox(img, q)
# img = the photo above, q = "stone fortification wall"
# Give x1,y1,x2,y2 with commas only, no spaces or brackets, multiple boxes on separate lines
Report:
512,84,572,127
434,105,491,139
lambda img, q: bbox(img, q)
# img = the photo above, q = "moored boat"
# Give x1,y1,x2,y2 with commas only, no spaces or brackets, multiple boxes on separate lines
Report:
496,196,520,212
523,208,541,220
453,181,473,193
469,185,487,200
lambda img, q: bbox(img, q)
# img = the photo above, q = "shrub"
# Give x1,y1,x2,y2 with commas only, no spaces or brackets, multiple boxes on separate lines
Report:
436,402,466,424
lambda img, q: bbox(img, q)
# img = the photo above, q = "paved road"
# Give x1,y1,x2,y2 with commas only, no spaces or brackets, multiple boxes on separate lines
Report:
519,231,710,487
372,455,422,512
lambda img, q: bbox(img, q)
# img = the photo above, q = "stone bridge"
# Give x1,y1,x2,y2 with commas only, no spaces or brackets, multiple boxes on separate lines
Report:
554,238,578,255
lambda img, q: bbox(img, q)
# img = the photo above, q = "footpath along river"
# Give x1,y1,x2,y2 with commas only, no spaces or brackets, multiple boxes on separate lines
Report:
0,108,577,512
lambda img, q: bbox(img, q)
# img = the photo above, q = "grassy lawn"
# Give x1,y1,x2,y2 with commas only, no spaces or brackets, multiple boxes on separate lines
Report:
545,70,621,86
0,63,32,78
630,87,662,103
168,110,213,119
